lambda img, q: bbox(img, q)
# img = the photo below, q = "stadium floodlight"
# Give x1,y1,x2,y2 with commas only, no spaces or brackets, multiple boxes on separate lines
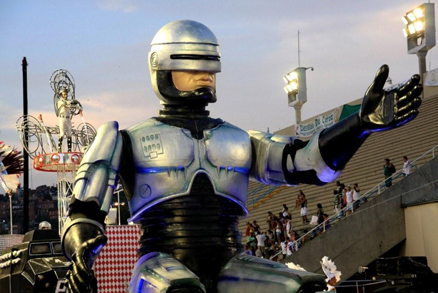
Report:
402,3,435,87
283,66,313,124
402,3,435,53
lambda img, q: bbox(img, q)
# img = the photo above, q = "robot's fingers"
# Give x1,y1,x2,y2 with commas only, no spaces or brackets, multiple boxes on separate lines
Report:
398,74,421,97
73,251,93,280
66,277,74,293
397,85,422,107
71,262,91,290
395,110,419,127
66,270,83,293
397,98,422,117
372,65,389,93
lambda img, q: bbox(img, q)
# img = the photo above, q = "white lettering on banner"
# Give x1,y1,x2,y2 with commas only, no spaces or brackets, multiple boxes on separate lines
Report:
295,108,340,137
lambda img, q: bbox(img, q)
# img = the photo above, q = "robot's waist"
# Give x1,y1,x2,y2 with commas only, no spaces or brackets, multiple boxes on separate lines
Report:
137,191,245,257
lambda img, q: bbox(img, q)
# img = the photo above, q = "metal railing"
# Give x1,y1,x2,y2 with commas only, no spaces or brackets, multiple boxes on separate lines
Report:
274,143,438,259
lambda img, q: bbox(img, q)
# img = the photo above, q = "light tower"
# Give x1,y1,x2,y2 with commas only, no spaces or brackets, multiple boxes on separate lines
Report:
283,66,313,124
16,70,96,233
402,3,436,88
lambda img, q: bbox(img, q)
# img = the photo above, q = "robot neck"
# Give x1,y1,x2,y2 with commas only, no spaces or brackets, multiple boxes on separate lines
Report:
159,104,210,118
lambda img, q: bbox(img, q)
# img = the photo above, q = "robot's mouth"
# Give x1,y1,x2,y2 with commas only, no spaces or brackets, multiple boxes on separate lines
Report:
197,78,214,86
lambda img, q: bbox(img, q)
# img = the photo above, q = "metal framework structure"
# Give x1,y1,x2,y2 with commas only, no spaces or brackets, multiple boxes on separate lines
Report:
15,70,96,233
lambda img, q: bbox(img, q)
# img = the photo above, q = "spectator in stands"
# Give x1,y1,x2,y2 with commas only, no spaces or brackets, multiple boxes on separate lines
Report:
353,183,361,211
289,231,299,252
256,231,267,257
323,214,331,231
252,220,260,233
246,232,257,253
295,190,309,223
316,203,324,225
333,189,342,217
274,219,282,244
263,237,278,259
286,238,293,256
345,185,353,216
383,158,396,187
281,237,288,259
245,221,252,237
267,229,274,241
284,216,292,239
282,204,292,219
266,211,275,230
243,243,253,255
335,181,344,197
277,212,285,227
402,156,412,177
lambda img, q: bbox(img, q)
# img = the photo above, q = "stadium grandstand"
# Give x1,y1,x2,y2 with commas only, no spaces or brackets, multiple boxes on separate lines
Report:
241,71,438,280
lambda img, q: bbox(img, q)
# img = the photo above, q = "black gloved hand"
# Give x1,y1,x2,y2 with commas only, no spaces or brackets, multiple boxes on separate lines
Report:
360,64,422,132
66,235,107,293
318,65,422,172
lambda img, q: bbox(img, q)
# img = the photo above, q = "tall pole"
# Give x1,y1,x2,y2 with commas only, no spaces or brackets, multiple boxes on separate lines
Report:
297,30,301,67
22,57,29,233
117,190,121,226
9,194,12,234
295,105,302,124
417,51,427,99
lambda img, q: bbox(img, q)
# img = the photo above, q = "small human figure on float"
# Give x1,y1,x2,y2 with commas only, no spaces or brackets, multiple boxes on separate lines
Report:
56,87,83,152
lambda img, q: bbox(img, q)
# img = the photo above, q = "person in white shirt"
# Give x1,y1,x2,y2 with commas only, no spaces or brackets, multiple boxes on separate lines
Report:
352,183,361,211
286,240,293,256
280,239,287,259
346,185,353,216
403,156,411,176
256,232,267,257
285,216,292,239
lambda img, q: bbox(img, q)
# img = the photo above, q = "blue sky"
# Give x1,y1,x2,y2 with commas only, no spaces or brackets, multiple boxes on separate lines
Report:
0,0,435,187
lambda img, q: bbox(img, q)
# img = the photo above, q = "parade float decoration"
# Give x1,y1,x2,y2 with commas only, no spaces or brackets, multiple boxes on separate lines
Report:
15,69,96,232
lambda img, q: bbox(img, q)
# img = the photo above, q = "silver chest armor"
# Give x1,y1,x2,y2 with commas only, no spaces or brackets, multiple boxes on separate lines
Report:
126,118,252,222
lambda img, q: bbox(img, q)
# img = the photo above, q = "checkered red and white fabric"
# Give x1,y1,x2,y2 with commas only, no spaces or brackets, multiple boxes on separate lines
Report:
94,225,141,293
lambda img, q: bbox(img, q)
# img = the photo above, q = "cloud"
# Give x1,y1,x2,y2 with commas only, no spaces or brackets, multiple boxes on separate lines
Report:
96,0,138,13
72,90,159,130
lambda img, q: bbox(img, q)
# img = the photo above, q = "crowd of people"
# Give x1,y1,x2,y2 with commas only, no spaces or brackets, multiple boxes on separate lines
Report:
243,155,413,261
333,181,362,218
244,198,332,261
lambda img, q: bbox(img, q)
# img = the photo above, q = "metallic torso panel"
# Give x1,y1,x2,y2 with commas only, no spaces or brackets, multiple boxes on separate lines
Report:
126,118,252,221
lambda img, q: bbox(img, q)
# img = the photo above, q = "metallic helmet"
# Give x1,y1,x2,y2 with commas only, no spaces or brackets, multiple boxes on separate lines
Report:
148,20,221,106
39,221,52,230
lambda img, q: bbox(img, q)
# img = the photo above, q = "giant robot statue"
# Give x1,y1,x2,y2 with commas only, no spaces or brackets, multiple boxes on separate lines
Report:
61,20,422,293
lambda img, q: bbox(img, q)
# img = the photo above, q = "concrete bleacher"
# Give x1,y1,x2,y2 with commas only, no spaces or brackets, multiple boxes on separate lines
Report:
285,155,438,279
240,92,438,235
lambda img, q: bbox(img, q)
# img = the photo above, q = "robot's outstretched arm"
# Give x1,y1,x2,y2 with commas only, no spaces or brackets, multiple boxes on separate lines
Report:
250,131,339,186
61,121,123,293
251,65,421,186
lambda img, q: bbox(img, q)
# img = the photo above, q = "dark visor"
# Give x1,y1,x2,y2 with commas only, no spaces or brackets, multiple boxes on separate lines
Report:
170,54,220,61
